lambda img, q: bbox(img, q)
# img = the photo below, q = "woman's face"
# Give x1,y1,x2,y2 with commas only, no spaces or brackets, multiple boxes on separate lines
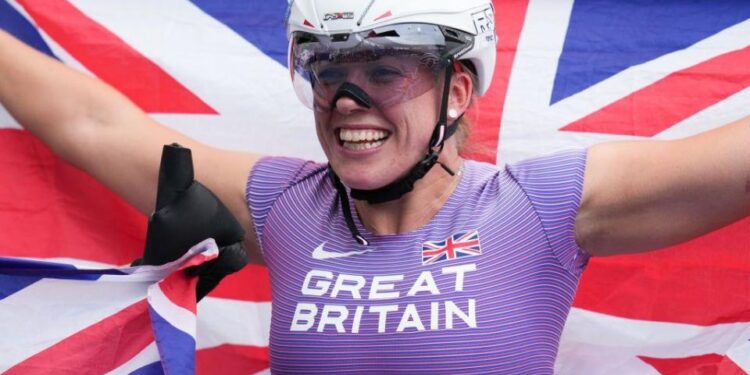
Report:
313,79,442,190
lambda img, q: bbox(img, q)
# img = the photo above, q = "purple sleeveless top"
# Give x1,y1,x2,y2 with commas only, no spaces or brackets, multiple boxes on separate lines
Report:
247,150,589,374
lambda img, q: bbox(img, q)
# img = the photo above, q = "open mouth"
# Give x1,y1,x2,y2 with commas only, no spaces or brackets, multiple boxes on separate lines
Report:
337,128,391,151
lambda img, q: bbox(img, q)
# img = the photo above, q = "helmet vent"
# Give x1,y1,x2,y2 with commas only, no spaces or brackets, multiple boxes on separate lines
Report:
366,29,399,39
331,34,350,42
443,28,463,43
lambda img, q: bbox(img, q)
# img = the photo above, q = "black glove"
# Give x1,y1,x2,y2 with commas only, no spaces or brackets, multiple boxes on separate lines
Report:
133,143,249,300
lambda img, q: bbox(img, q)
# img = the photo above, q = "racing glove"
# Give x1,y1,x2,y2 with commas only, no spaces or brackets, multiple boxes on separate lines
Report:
133,143,249,300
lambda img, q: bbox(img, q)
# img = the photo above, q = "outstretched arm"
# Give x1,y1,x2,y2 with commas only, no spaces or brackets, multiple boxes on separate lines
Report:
0,30,263,261
577,115,750,256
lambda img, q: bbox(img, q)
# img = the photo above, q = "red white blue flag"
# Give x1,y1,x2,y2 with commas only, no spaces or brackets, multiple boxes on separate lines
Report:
0,0,749,374
422,230,482,265
0,239,218,373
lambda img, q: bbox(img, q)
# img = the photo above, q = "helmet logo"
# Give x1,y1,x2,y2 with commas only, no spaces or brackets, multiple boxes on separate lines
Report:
472,8,496,42
324,12,355,21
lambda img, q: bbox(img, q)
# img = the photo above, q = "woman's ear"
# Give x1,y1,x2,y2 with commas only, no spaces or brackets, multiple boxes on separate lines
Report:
448,70,474,116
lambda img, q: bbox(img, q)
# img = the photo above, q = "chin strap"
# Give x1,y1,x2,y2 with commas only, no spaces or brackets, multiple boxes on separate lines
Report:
329,168,370,246
348,126,458,204
328,58,461,246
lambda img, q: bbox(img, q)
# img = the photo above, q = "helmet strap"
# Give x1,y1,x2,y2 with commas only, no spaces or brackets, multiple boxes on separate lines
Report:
329,169,370,246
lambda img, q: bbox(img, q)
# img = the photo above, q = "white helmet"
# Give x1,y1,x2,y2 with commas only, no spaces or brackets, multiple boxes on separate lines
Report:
286,0,497,112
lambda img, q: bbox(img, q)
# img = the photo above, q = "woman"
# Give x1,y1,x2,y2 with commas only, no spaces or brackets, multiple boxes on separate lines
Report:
1,0,749,373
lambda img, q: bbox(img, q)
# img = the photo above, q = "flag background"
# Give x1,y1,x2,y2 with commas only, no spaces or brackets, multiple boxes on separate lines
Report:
0,0,749,373
0,239,219,373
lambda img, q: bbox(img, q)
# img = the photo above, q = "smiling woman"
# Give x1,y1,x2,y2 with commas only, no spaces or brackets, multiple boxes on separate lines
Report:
248,1,597,372
1,0,749,374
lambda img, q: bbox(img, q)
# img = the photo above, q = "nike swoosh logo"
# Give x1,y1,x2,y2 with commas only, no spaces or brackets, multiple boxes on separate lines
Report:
312,242,372,260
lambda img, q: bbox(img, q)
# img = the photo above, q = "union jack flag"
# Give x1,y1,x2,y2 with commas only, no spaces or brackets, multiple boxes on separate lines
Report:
421,230,482,265
0,239,219,373
1,0,749,374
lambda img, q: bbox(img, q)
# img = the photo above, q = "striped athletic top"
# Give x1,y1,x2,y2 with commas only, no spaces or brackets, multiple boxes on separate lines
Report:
246,150,589,374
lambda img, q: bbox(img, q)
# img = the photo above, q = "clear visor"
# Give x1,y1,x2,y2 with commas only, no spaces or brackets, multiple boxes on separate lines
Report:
290,23,472,112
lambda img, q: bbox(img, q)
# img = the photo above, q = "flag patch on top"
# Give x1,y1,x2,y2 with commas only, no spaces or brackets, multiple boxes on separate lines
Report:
422,230,482,265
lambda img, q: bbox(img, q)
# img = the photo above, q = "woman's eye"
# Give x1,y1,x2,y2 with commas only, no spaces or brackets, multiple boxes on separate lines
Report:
369,67,404,84
316,68,346,86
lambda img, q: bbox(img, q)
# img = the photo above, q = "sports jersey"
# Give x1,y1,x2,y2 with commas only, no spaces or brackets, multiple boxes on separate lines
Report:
246,150,589,374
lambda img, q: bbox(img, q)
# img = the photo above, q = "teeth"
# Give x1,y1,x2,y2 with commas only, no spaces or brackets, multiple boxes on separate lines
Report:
339,129,388,143
342,139,386,151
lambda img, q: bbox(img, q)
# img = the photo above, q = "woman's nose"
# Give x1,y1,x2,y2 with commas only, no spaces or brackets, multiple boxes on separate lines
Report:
334,93,369,115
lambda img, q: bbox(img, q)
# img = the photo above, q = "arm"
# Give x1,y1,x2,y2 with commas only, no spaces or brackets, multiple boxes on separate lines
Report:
0,30,263,262
576,115,750,256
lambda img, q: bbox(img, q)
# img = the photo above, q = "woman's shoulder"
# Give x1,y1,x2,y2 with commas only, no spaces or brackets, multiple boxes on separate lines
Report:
458,149,588,204
250,156,329,189
504,149,588,184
